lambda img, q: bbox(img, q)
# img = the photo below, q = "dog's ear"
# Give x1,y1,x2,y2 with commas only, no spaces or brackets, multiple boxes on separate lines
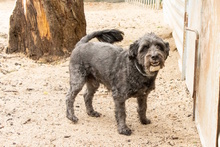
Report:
129,40,139,59
165,42,170,58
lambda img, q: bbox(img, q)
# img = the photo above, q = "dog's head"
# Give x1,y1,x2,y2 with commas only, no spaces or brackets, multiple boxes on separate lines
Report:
129,33,170,76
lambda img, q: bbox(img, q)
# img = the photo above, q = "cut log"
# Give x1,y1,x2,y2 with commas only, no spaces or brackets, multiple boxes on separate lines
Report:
7,0,86,61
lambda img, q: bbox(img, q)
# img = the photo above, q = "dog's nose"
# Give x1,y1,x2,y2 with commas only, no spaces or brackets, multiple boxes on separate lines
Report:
151,55,158,60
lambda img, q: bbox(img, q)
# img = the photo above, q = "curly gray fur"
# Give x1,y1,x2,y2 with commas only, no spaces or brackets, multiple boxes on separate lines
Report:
66,29,170,135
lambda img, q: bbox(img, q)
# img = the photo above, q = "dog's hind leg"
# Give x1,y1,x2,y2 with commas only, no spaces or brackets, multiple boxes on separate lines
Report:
66,71,85,123
83,78,101,117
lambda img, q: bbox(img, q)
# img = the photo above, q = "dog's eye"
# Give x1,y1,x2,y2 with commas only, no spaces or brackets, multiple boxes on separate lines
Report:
156,44,164,51
143,45,150,49
139,45,149,53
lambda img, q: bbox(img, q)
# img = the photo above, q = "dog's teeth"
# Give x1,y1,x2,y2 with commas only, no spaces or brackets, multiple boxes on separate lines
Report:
150,66,161,72
151,62,159,66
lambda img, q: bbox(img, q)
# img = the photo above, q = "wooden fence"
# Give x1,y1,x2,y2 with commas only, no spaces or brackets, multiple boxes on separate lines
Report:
125,0,162,9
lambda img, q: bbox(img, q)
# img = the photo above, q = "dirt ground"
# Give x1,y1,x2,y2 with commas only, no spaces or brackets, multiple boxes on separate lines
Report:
0,1,202,146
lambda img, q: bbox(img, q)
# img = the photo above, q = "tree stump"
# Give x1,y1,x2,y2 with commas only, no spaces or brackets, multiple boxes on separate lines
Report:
7,0,86,61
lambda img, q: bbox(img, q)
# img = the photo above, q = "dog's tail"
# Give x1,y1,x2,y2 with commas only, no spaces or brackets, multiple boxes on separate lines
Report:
76,29,124,46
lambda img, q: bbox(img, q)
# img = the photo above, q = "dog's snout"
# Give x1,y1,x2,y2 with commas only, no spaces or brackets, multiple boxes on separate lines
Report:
151,54,159,60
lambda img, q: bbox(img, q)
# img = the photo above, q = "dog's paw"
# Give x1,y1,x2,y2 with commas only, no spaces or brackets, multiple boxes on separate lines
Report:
140,118,151,125
88,111,101,117
118,126,132,136
67,114,79,123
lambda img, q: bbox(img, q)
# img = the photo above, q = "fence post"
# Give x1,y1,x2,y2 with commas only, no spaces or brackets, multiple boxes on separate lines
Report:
156,0,160,9
150,0,152,8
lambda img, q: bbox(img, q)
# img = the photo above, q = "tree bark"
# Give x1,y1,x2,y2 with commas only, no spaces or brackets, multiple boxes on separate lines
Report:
7,0,86,61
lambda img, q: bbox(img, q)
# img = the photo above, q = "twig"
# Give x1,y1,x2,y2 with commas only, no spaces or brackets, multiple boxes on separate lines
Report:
0,54,20,59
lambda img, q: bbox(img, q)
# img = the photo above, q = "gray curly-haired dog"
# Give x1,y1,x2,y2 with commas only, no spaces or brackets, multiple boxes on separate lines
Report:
66,29,169,135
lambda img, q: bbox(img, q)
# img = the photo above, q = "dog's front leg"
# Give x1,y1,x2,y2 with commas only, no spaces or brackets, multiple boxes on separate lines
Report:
137,96,151,125
114,99,132,136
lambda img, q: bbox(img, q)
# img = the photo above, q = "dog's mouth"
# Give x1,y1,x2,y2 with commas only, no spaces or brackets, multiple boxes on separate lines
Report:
143,55,165,75
149,62,161,72
150,61,160,66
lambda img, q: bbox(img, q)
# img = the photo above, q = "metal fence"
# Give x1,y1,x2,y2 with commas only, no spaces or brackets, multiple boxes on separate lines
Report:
84,0,124,2
125,0,162,9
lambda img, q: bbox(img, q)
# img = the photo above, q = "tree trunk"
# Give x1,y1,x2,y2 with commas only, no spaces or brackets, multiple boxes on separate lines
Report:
6,0,86,61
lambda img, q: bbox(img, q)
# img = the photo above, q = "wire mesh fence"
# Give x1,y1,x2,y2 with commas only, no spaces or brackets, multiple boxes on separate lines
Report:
125,0,162,9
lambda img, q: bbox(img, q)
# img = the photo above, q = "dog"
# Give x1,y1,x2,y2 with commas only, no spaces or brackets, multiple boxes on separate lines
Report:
66,29,169,135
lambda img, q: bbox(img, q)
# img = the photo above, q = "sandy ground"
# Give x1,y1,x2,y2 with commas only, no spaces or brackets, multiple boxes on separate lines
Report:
0,1,202,146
